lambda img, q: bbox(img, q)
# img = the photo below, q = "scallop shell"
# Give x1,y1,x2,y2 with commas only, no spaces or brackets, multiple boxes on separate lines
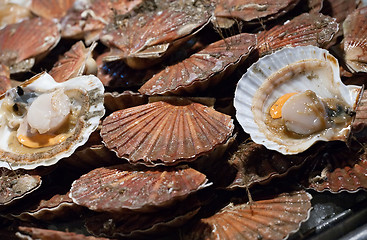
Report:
30,0,75,20
342,6,367,73
69,164,210,212
321,0,358,23
103,91,148,112
0,72,105,170
100,99,234,166
256,13,338,57
49,41,97,83
0,3,32,29
187,190,312,240
139,33,256,95
234,46,362,154
0,17,61,73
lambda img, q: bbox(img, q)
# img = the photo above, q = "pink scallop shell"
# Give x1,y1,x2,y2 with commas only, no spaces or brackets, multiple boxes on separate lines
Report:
187,190,312,240
139,33,256,95
69,164,210,212
0,17,60,73
30,0,75,20
256,13,338,57
100,100,234,166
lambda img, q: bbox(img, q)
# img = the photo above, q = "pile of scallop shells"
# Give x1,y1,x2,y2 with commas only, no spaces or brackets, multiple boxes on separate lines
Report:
0,0,367,239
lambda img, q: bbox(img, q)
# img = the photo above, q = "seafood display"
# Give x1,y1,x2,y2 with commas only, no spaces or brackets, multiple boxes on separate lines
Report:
1,0,367,239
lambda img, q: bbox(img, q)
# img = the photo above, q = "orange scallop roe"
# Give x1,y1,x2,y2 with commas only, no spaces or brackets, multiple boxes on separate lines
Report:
17,133,67,148
270,92,298,119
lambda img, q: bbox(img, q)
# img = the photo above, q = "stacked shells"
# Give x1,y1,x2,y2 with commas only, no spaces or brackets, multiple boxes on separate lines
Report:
0,0,367,239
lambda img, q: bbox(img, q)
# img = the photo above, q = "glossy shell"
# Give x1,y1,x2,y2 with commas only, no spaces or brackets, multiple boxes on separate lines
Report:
101,99,234,166
234,46,362,154
69,164,210,212
139,33,256,95
0,72,105,170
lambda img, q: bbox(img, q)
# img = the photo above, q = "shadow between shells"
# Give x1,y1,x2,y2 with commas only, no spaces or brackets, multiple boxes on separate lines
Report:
1,0,367,239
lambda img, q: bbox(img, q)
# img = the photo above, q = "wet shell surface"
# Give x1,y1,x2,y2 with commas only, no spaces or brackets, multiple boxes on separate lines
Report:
187,190,312,240
0,17,61,73
234,45,362,154
139,33,256,95
0,72,105,170
101,99,234,166
69,164,210,212
342,6,367,73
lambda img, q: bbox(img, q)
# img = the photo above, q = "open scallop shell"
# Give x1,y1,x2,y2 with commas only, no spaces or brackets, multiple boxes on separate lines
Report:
139,33,256,95
0,17,60,73
70,164,210,212
101,99,234,166
0,72,105,170
342,6,367,73
234,46,362,155
187,190,312,240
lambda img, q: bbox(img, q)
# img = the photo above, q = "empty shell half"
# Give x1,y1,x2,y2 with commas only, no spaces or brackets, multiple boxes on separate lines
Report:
234,46,362,154
0,72,105,170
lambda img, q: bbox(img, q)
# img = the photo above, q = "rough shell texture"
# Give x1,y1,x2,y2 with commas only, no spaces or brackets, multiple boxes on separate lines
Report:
256,13,338,57
0,17,60,73
187,190,312,240
139,33,256,95
101,99,234,166
69,164,210,212
30,0,75,20
0,72,105,170
343,6,367,73
234,45,362,154
49,41,97,83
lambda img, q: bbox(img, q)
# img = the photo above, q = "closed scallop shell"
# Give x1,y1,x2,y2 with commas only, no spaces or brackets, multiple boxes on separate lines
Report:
139,33,256,95
101,99,234,166
187,190,312,240
30,0,75,20
343,6,367,73
0,72,105,170
69,164,210,212
0,17,60,73
234,46,362,155
256,13,338,57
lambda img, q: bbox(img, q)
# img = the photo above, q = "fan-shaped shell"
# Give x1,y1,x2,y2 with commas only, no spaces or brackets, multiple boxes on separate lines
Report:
256,13,338,57
343,6,367,73
187,190,312,240
139,33,256,95
101,99,234,166
30,0,75,20
234,46,362,154
0,17,60,73
49,41,97,83
0,72,105,170
69,164,210,212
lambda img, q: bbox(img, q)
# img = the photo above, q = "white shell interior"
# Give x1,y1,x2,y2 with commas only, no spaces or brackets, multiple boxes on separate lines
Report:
234,46,362,154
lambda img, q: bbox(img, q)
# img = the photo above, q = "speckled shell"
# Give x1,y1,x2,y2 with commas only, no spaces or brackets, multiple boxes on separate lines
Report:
100,6,212,69
187,191,312,240
49,41,97,83
0,17,60,73
0,72,105,170
69,164,210,212
343,6,367,73
234,46,362,154
256,13,338,57
30,0,75,20
101,99,234,166
139,33,256,95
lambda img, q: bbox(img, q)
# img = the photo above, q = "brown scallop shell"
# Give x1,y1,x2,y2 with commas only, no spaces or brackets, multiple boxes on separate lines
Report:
139,33,256,95
256,13,338,57
104,91,148,113
69,164,210,212
16,226,110,240
100,6,212,69
187,190,312,240
214,0,300,28
100,99,234,166
30,0,75,20
0,168,42,207
49,41,97,82
0,17,61,73
343,6,367,73
0,64,11,95
321,0,358,23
